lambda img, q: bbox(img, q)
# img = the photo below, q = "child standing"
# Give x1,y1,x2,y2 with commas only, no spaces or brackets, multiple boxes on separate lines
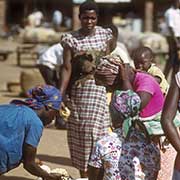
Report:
133,46,169,95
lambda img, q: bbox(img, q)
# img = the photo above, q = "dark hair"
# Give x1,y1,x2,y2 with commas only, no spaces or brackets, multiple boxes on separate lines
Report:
132,46,154,60
73,53,93,64
72,53,95,75
79,1,99,15
104,24,118,39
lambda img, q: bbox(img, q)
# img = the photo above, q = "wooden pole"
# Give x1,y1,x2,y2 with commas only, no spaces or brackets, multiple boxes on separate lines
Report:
144,0,154,32
0,0,6,31
72,4,80,30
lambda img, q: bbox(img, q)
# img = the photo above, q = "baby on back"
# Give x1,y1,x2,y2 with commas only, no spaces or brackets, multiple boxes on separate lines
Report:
132,46,169,95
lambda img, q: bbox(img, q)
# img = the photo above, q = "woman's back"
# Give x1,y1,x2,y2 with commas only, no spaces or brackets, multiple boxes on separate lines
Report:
133,71,165,118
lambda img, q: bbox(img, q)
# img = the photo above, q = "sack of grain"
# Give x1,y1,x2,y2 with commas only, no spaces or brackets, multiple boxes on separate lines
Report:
20,69,45,96
7,81,21,93
20,27,62,44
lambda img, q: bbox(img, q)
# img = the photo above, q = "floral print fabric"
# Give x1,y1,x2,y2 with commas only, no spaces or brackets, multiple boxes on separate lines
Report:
89,128,160,180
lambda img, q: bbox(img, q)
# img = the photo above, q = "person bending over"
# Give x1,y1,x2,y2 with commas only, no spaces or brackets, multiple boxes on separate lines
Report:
0,85,62,180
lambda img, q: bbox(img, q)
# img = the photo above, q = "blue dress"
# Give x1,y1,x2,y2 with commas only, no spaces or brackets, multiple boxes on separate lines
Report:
0,104,43,173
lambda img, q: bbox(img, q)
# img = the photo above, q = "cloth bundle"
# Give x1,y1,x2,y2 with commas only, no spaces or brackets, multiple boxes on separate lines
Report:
95,54,122,85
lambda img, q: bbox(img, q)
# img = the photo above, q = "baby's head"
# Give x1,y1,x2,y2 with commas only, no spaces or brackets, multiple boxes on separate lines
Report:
132,46,154,71
73,53,96,76
71,53,96,88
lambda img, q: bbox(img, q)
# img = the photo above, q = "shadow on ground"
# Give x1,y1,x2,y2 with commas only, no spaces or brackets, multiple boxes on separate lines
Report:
37,154,72,166
0,92,21,99
16,64,37,69
0,176,32,180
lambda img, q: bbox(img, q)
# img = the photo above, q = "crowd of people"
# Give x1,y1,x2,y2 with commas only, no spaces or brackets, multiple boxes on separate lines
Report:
27,8,71,32
0,0,180,180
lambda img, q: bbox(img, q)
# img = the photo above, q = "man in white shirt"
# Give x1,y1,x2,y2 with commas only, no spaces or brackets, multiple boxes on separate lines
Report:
164,0,180,79
37,43,67,130
52,10,63,32
37,43,63,87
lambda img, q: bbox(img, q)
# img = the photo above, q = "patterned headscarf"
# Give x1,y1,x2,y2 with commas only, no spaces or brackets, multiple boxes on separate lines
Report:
11,85,62,111
110,90,141,136
95,54,122,85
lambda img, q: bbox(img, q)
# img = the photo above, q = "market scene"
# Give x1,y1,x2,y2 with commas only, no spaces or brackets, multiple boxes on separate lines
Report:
0,0,180,180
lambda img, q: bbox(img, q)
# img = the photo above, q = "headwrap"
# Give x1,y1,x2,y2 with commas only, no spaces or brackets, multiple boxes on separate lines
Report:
11,85,62,111
110,90,141,137
95,54,122,85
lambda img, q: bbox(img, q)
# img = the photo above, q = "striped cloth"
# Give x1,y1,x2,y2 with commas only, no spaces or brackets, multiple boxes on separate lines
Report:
96,55,122,85
67,79,110,171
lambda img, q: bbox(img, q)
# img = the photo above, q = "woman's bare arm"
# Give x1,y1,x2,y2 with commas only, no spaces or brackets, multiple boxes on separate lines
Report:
59,45,72,96
161,78,180,152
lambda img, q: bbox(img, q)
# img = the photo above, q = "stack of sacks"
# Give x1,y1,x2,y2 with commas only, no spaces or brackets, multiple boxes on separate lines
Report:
20,27,62,44
20,69,45,96
140,32,169,53
117,27,169,55
117,27,141,55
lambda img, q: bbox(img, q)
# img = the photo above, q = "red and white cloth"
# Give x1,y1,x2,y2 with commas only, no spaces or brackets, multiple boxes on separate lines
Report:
61,26,112,57
67,79,110,171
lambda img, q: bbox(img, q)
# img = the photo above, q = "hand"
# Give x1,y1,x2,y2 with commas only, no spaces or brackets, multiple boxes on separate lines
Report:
60,102,66,110
118,63,129,81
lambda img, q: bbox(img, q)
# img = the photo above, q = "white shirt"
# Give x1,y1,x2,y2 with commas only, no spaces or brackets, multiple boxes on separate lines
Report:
111,42,134,67
37,43,63,70
52,10,63,25
111,42,130,63
165,6,180,37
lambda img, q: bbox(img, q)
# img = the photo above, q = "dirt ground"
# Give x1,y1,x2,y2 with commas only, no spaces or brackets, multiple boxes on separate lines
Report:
0,38,79,180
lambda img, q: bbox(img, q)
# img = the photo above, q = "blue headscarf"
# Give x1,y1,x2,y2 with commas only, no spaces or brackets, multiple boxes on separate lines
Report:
11,85,62,111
